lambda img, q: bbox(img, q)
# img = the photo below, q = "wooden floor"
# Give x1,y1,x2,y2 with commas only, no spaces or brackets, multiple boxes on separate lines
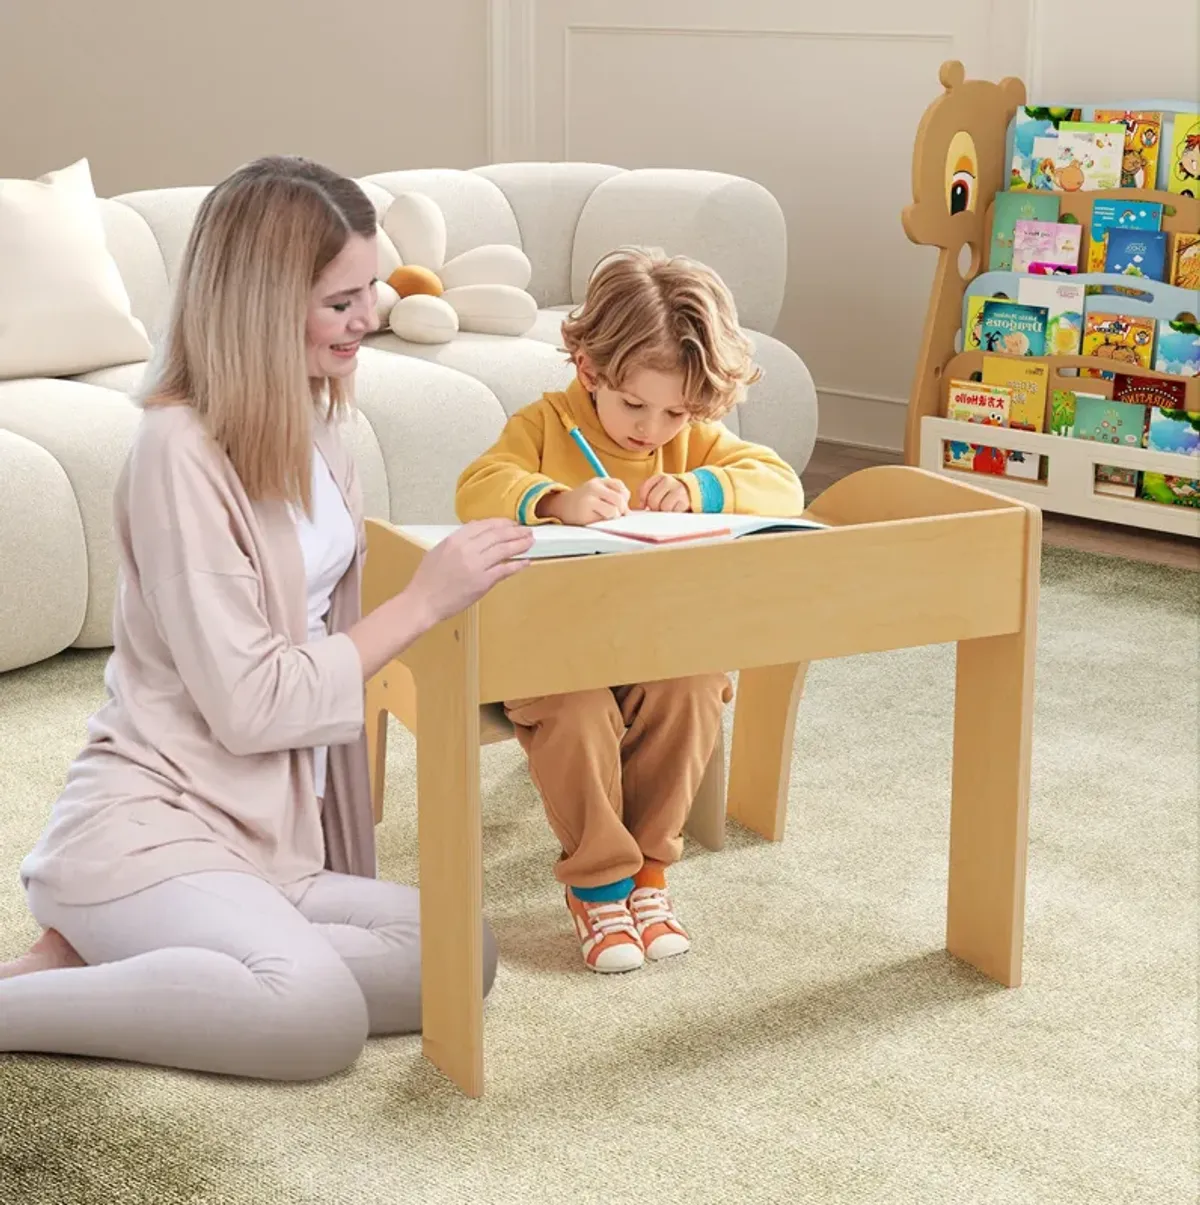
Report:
806,441,1200,573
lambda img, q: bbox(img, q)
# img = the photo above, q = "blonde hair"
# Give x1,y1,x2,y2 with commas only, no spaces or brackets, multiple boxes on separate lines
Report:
561,246,761,421
143,155,377,510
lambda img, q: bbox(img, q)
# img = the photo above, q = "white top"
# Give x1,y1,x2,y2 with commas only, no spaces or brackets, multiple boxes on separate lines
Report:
290,445,357,797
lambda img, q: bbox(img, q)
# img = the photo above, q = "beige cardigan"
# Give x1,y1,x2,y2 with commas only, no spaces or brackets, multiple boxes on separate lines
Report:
21,404,377,906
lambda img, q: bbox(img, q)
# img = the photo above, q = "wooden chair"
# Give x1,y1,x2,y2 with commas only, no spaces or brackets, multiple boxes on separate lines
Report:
364,659,729,850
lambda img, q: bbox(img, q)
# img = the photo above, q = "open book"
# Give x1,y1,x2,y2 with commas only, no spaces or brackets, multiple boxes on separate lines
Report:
399,511,827,560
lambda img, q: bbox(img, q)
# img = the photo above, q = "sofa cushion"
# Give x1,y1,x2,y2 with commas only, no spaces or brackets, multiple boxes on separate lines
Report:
110,187,211,287
364,331,574,419
349,347,511,523
571,169,787,335
473,164,623,308
0,429,88,672
0,380,139,648
72,361,150,394
362,170,521,265
0,159,153,380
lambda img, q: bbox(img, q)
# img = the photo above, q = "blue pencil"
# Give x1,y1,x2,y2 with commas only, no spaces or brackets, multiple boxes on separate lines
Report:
567,426,609,478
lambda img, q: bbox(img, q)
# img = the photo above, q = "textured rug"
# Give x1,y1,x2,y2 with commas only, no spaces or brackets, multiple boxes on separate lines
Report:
0,546,1196,1205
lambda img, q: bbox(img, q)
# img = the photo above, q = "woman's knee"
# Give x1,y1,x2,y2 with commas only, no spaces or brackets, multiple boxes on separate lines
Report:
257,959,370,1081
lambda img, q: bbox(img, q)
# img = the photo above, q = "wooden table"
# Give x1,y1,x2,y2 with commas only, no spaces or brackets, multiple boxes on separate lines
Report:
361,466,1041,1097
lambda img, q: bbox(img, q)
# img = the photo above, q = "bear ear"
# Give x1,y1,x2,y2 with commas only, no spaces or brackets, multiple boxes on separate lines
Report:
938,60,966,91
999,75,1027,109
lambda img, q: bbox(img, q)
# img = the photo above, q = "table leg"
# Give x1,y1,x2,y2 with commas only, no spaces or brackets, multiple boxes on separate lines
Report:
947,591,1037,987
364,674,388,825
414,611,485,1095
726,663,808,841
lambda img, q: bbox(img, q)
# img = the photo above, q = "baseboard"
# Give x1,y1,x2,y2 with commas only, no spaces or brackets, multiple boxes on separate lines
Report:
815,389,907,454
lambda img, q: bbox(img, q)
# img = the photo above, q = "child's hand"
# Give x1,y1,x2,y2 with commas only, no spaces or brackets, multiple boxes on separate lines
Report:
638,474,691,513
538,478,630,525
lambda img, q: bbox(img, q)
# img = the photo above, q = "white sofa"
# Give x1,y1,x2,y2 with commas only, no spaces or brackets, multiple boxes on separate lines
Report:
0,163,818,674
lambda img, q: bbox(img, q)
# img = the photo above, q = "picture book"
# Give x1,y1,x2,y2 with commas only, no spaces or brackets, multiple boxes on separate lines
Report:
1139,472,1200,507
1171,233,1200,290
1010,107,1080,189
982,357,1048,478
1051,123,1124,192
1029,137,1061,191
1166,113,1200,196
399,513,828,560
980,300,1049,356
1113,372,1187,410
963,293,1009,351
1081,312,1156,378
1050,389,1107,437
1145,406,1200,457
1092,110,1163,189
944,381,1011,474
988,191,1060,271
1103,228,1168,281
1012,219,1081,274
1086,199,1163,274
1073,394,1147,496
1073,395,1147,447
1154,316,1200,377
1017,277,1085,354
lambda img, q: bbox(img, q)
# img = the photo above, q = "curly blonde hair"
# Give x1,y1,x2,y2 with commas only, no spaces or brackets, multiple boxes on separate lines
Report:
561,247,761,421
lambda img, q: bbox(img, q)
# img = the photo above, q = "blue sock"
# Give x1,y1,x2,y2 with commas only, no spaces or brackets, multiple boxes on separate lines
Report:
570,877,634,903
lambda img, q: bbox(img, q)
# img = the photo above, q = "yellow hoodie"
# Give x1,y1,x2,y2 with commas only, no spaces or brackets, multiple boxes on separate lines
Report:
456,378,805,524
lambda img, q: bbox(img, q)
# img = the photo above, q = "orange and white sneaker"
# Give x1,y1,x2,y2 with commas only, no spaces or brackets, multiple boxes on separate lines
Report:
629,886,691,961
565,890,645,973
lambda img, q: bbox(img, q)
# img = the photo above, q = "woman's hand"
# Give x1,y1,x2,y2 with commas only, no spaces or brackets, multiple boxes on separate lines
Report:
349,520,533,680
405,519,534,624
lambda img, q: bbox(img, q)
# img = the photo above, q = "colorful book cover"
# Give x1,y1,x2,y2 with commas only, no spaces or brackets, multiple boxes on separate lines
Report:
988,191,1060,271
982,358,1048,479
1104,228,1168,281
1092,110,1163,189
1113,372,1187,410
1074,394,1147,496
1029,137,1061,191
1073,395,1147,446
1171,233,1200,290
944,380,1011,474
1081,312,1156,378
1051,124,1124,192
1166,113,1200,196
1086,199,1163,274
1017,278,1085,355
1145,407,1200,456
1049,389,1079,436
1011,107,1080,189
1139,473,1200,507
963,293,1010,352
980,300,1049,356
1154,316,1200,377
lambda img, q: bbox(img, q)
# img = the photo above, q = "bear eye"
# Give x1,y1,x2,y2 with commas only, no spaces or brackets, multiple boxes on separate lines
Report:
945,131,979,215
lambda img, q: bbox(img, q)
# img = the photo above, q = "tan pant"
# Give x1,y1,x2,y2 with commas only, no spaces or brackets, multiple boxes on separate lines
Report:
505,674,732,889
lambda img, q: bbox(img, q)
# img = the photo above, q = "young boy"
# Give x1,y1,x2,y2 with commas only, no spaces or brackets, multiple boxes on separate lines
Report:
455,247,805,973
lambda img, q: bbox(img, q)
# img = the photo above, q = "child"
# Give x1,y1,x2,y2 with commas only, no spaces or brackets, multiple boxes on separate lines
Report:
455,246,805,973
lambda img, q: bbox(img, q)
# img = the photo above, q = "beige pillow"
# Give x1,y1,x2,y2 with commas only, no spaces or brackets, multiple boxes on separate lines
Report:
0,158,152,380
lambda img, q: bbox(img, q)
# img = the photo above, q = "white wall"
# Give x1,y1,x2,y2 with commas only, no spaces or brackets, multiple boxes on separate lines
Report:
490,0,1200,451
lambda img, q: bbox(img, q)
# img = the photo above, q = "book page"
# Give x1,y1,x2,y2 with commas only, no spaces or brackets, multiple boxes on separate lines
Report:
588,512,733,543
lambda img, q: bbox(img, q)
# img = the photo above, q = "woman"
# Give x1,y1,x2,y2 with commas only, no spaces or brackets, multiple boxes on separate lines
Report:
0,156,533,1081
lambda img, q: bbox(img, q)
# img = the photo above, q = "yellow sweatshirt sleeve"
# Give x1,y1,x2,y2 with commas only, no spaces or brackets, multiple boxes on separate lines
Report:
455,406,567,524
677,422,806,517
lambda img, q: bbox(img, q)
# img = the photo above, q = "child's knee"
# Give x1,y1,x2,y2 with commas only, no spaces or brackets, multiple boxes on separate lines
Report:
509,688,623,736
647,674,731,714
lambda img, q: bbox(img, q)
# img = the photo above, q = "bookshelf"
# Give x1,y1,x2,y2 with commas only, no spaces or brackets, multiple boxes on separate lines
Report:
902,61,1200,538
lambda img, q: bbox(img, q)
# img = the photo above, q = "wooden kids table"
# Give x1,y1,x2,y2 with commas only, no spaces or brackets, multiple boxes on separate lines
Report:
361,465,1041,1097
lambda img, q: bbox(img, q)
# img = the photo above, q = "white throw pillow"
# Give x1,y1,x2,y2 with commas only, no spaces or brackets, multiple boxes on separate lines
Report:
0,159,153,380
389,294,460,344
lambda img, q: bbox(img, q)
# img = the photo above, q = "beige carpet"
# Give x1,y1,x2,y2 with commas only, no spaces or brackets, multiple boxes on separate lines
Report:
1,546,1196,1205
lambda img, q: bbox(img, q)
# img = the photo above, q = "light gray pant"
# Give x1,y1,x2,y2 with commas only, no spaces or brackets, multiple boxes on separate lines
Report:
3,870,498,1082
